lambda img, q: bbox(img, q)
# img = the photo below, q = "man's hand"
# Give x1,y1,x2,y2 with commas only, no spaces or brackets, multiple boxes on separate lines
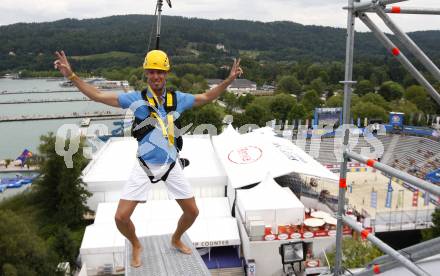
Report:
227,58,243,81
54,51,74,78
194,57,244,107
52,50,120,107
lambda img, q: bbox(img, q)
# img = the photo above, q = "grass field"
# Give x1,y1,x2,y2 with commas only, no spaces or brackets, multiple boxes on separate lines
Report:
238,50,261,59
71,51,137,60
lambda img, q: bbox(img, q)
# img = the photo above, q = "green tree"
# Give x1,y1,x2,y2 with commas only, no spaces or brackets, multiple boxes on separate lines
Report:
390,100,419,124
238,93,255,109
245,103,272,126
404,85,437,114
354,80,375,96
326,94,343,107
270,94,297,122
276,75,301,96
180,103,224,133
2,264,17,276
287,104,307,121
305,64,324,83
352,101,387,121
361,93,389,111
378,81,404,101
50,226,78,268
422,208,440,241
223,92,239,112
301,89,323,112
4,158,12,168
33,133,91,228
0,210,56,275
309,77,326,95
326,238,382,268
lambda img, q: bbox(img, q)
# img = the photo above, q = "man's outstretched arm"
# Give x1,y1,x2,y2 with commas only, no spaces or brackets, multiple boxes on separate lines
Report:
54,51,120,108
194,58,243,107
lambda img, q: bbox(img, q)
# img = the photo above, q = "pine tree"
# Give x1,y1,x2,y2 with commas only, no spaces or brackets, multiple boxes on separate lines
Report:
33,133,91,228
422,208,440,240
0,210,57,275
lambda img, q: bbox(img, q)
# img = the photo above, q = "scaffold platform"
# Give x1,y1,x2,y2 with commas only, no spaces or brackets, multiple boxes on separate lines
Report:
125,234,210,276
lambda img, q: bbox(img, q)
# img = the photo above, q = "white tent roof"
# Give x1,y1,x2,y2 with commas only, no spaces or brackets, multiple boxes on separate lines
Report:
82,136,227,191
212,126,298,188
236,174,305,227
259,133,338,181
236,174,304,211
81,197,240,256
212,126,337,188
82,138,138,190
178,135,227,186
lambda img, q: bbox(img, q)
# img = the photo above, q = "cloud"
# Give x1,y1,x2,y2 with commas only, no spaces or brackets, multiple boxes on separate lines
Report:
1,0,439,32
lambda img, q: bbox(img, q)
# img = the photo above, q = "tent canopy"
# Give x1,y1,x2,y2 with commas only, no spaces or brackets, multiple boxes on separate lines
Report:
236,174,305,227
212,126,298,188
212,126,337,189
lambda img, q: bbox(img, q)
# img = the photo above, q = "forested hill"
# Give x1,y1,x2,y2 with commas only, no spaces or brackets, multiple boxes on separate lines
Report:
1,14,440,71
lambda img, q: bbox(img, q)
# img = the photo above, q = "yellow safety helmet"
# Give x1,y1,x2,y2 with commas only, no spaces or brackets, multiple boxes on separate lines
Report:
143,50,170,71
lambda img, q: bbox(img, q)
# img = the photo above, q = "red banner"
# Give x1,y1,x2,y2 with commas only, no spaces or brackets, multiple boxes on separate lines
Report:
412,190,419,207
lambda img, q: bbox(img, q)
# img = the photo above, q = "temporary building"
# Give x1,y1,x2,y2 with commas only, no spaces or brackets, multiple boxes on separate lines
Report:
236,174,305,233
80,197,240,274
82,136,227,210
212,125,299,189
259,133,338,181
212,126,337,190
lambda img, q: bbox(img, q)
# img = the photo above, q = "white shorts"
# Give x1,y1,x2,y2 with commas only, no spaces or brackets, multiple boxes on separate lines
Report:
121,159,193,202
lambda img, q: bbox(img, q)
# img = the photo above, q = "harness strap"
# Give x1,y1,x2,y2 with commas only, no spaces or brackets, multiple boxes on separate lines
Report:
141,86,176,147
137,156,176,183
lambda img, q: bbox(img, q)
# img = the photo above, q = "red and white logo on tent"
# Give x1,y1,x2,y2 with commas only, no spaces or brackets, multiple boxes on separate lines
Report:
228,146,263,164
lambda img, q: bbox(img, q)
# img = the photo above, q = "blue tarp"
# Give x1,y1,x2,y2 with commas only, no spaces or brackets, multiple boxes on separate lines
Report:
426,168,440,184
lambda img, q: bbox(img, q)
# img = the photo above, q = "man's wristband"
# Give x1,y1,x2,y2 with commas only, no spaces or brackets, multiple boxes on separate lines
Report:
67,72,78,81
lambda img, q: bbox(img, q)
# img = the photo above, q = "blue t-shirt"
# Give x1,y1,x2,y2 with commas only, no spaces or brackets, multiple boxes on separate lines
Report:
118,89,195,164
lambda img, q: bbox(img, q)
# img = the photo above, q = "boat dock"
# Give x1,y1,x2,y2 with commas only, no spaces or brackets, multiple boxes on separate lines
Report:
0,166,39,173
0,90,79,95
0,88,124,96
0,111,128,122
0,98,91,104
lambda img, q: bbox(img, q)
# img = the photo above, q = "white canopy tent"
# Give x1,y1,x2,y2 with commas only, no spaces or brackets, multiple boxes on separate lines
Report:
80,197,240,274
212,125,337,189
212,125,298,189
236,174,305,233
82,136,227,210
249,130,338,181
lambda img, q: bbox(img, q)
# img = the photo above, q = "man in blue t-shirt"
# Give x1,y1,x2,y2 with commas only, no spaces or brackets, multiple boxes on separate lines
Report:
54,50,243,267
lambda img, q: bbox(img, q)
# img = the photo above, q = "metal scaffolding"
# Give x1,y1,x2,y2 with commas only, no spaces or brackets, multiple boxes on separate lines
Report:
335,1,440,275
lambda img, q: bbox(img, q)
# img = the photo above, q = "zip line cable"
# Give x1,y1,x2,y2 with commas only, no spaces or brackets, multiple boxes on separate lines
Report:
146,3,158,53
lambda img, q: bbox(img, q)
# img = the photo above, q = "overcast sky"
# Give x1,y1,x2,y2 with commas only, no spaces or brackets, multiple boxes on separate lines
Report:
1,0,440,32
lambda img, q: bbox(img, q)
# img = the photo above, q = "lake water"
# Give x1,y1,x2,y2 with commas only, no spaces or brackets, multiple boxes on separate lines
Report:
0,78,127,159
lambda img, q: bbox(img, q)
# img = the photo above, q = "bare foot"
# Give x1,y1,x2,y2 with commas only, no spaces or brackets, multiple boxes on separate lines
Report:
171,238,192,254
131,244,142,267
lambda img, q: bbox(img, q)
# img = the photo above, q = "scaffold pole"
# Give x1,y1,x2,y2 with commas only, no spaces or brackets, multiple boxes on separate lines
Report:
374,7,440,81
381,6,440,15
350,0,409,12
359,12,440,106
342,216,431,276
334,0,358,274
345,151,440,196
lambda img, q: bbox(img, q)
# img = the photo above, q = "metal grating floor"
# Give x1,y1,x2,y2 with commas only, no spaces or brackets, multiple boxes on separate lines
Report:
125,234,211,276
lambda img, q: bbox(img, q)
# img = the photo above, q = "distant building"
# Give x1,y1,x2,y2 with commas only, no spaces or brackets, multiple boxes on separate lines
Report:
261,84,276,91
216,43,226,52
207,78,257,95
